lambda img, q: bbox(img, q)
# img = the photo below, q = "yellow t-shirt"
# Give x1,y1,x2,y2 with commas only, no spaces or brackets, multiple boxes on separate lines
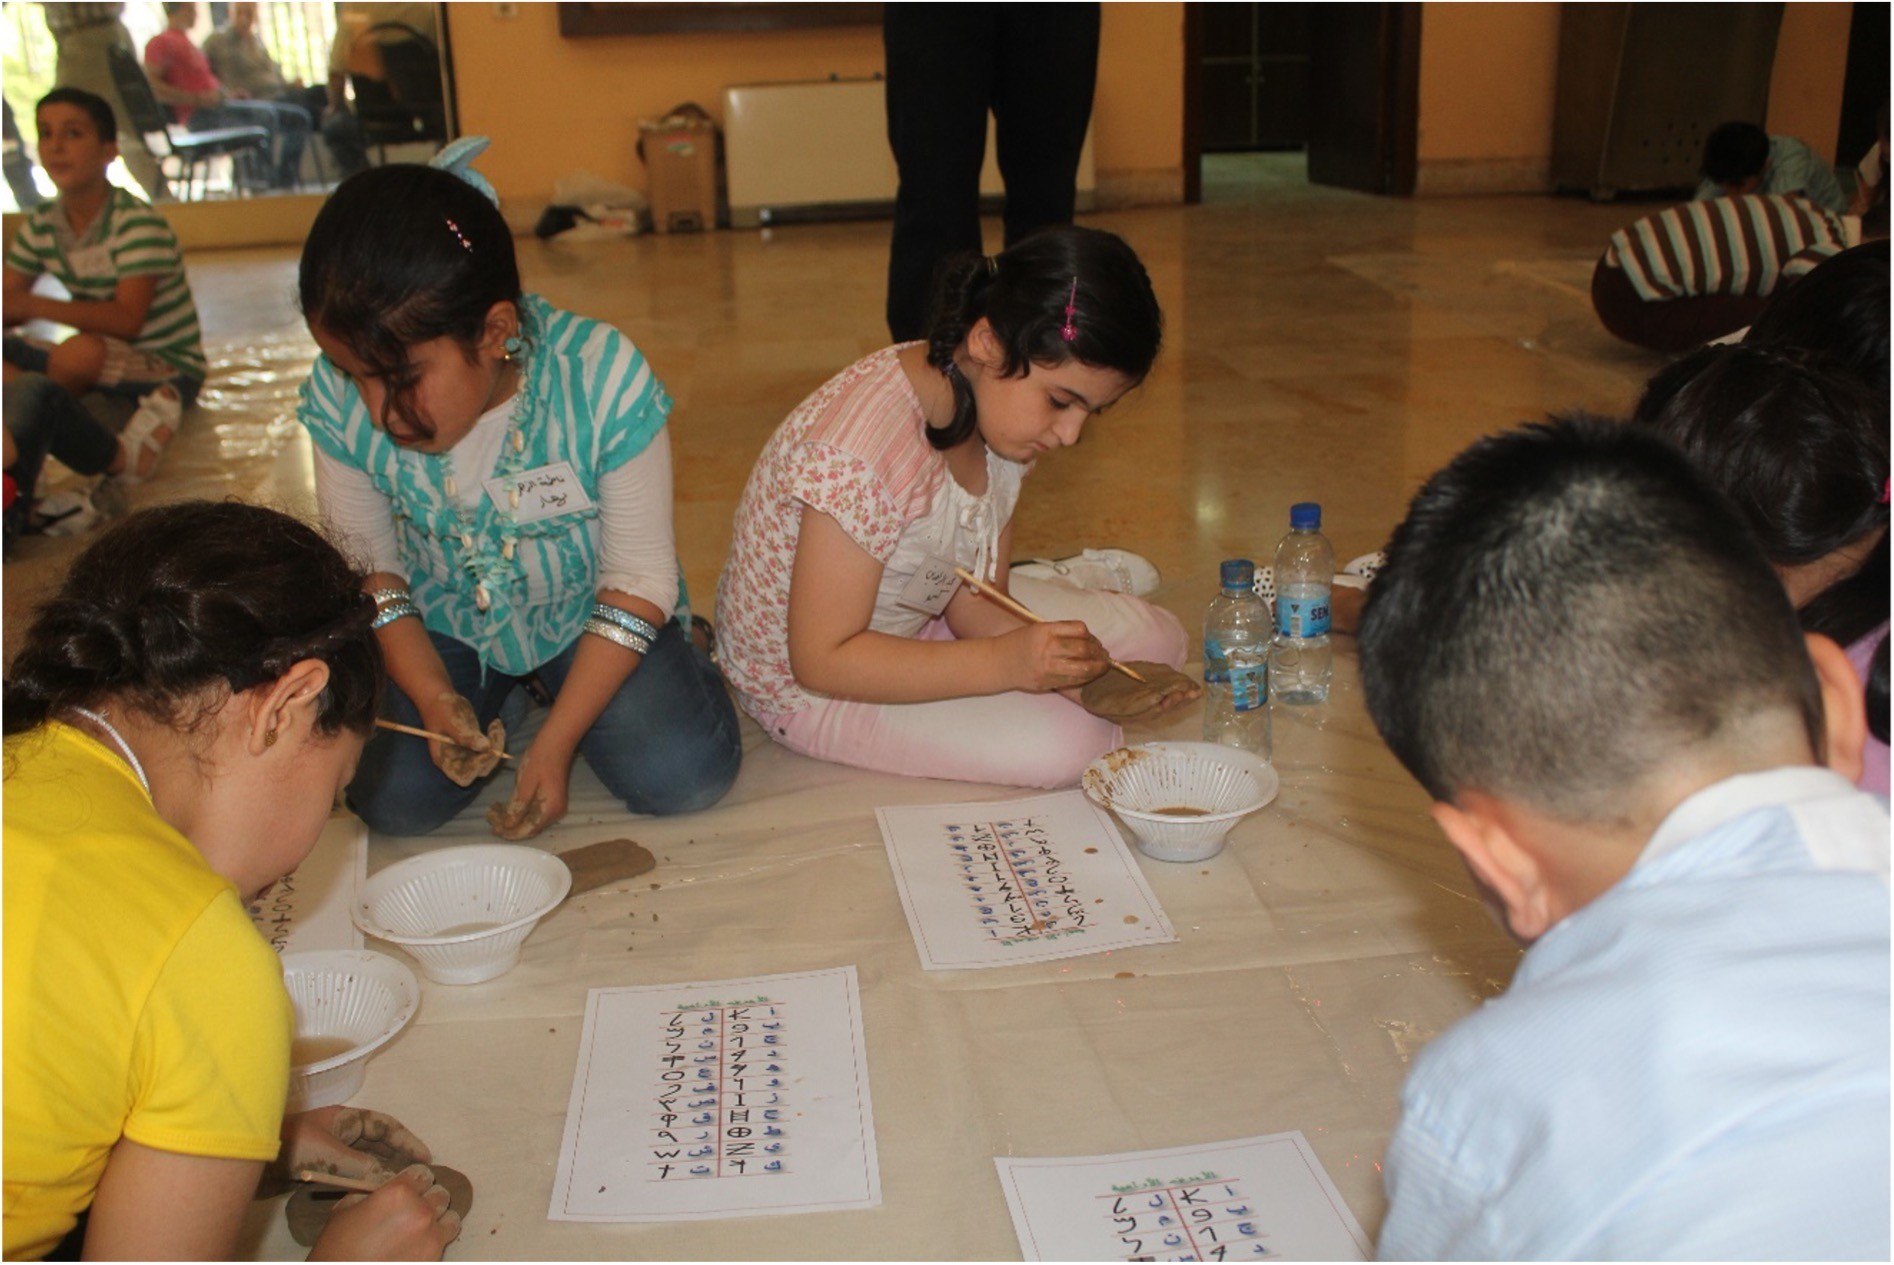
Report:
3,723,292,1260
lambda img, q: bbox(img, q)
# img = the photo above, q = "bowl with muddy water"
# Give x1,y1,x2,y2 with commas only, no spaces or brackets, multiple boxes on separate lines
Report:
353,844,572,985
1081,741,1279,862
281,950,421,1110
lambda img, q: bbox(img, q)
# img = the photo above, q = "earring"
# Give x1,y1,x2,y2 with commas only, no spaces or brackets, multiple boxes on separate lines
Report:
264,728,278,748
502,333,524,361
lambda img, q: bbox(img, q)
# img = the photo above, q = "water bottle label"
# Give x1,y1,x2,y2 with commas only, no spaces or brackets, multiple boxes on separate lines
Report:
1276,590,1331,638
1203,636,1227,684
1231,661,1266,712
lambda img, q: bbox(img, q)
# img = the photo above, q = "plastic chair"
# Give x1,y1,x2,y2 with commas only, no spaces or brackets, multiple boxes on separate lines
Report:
104,42,267,200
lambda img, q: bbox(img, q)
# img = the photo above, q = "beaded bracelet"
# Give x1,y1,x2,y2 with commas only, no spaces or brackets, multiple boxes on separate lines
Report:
583,616,650,656
590,603,661,644
371,599,420,631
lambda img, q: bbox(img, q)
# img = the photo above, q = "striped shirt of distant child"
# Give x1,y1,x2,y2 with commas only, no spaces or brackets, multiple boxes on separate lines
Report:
1604,194,1850,304
4,186,207,379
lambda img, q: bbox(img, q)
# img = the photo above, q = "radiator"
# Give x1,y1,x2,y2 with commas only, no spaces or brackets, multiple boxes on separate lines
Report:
722,77,1096,228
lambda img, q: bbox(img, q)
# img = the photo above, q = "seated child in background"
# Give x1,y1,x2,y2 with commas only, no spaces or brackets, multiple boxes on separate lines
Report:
2,371,151,548
1,89,198,481
1695,120,1848,213
716,226,1196,790
1360,416,1889,1260
1634,342,1889,796
1590,188,1859,353
1356,412,1886,1257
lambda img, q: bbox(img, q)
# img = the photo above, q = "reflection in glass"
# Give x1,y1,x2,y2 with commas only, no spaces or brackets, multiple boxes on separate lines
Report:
1,2,452,209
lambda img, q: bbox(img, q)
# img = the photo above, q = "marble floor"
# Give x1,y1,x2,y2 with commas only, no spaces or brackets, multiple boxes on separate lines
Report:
4,157,1665,655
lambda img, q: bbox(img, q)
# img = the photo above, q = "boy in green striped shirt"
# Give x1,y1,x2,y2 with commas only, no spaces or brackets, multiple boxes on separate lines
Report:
3,89,203,479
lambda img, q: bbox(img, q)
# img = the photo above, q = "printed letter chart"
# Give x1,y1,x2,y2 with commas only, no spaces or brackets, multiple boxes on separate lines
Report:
549,965,880,1222
996,1133,1371,1262
877,790,1175,970
247,814,366,955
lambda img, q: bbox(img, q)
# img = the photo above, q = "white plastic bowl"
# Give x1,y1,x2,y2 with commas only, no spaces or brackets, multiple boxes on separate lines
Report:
352,844,572,985
1081,741,1279,862
281,950,420,1111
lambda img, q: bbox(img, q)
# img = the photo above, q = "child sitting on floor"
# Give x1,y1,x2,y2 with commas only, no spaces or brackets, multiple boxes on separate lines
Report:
1359,416,1888,1260
1634,342,1889,796
1694,120,1848,213
1,89,196,482
297,140,741,840
715,225,1197,788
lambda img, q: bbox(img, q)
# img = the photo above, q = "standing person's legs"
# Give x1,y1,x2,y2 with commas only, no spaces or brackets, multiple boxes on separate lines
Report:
533,620,744,816
884,5,1001,342
347,632,527,836
991,3,1101,247
53,22,170,202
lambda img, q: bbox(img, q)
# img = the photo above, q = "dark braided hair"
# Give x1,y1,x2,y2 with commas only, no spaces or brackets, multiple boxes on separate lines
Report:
4,501,382,743
298,164,521,445
922,225,1163,451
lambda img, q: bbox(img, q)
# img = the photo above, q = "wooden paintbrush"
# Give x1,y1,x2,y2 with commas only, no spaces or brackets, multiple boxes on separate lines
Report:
294,1170,383,1192
952,567,1148,683
374,719,516,761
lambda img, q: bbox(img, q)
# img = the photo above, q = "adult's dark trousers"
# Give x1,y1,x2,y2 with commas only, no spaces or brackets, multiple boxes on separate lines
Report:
1590,256,1772,354
884,3,1101,342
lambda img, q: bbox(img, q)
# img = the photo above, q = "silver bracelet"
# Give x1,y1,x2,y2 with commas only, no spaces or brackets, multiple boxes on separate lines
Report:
583,616,650,656
590,603,661,644
368,586,411,611
371,599,419,631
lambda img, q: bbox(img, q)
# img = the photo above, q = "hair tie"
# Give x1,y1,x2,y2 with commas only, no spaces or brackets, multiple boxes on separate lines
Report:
1060,277,1079,343
1882,477,1890,505
428,136,500,207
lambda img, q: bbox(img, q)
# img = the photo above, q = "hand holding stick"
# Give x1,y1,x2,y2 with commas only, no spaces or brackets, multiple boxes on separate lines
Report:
952,567,1148,683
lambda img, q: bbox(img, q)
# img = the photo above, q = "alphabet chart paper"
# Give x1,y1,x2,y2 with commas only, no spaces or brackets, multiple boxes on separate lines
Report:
549,966,880,1222
995,1133,1371,1261
876,790,1175,970
247,814,365,955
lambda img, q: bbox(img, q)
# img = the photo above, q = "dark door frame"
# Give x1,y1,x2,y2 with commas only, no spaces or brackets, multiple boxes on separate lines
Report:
1182,2,1419,200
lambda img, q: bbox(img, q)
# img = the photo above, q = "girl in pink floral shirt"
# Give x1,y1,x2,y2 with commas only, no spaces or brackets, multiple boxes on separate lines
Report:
716,227,1194,787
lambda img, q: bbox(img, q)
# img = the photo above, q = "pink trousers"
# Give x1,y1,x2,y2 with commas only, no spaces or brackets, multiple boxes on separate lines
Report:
761,576,1189,788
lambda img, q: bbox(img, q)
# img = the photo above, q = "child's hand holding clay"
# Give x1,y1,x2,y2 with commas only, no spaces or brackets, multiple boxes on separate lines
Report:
421,691,505,786
486,740,573,841
1079,662,1202,722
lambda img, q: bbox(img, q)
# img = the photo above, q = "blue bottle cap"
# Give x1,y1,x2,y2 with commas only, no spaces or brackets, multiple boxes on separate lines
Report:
1290,502,1321,530
1219,559,1255,588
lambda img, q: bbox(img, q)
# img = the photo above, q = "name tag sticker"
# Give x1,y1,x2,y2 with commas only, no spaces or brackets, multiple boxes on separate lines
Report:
67,244,113,281
895,554,961,615
486,461,594,524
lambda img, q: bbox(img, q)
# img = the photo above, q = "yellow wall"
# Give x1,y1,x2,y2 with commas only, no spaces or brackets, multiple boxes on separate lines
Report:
1414,1,1857,195
1766,2,1853,159
447,2,1186,211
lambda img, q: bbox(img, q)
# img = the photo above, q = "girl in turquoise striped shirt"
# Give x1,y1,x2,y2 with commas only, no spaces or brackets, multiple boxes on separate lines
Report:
296,145,740,839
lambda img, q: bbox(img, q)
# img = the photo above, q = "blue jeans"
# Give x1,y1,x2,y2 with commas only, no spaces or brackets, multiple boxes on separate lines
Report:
349,620,743,836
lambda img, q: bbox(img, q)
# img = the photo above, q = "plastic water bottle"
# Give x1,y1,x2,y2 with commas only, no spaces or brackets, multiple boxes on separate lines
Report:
1202,559,1272,757
1271,503,1334,705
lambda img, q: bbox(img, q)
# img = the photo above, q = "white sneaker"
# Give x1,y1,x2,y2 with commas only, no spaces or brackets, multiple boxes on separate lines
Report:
34,486,105,537
1011,548,1161,597
1254,550,1386,604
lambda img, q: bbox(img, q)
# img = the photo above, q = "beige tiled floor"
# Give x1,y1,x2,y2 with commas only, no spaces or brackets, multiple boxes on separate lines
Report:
3,158,1665,652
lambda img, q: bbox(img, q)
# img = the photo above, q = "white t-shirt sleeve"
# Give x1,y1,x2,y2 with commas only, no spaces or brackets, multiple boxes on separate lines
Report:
595,428,680,622
312,445,402,577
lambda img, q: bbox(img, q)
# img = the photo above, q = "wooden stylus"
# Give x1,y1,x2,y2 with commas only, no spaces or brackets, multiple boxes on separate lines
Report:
952,567,1149,683
374,719,516,761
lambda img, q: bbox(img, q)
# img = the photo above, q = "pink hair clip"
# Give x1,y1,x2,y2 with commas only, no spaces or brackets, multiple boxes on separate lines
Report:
443,217,473,253
1060,277,1078,343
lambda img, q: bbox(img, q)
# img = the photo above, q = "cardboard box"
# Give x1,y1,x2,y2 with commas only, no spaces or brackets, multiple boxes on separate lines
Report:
639,116,718,234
